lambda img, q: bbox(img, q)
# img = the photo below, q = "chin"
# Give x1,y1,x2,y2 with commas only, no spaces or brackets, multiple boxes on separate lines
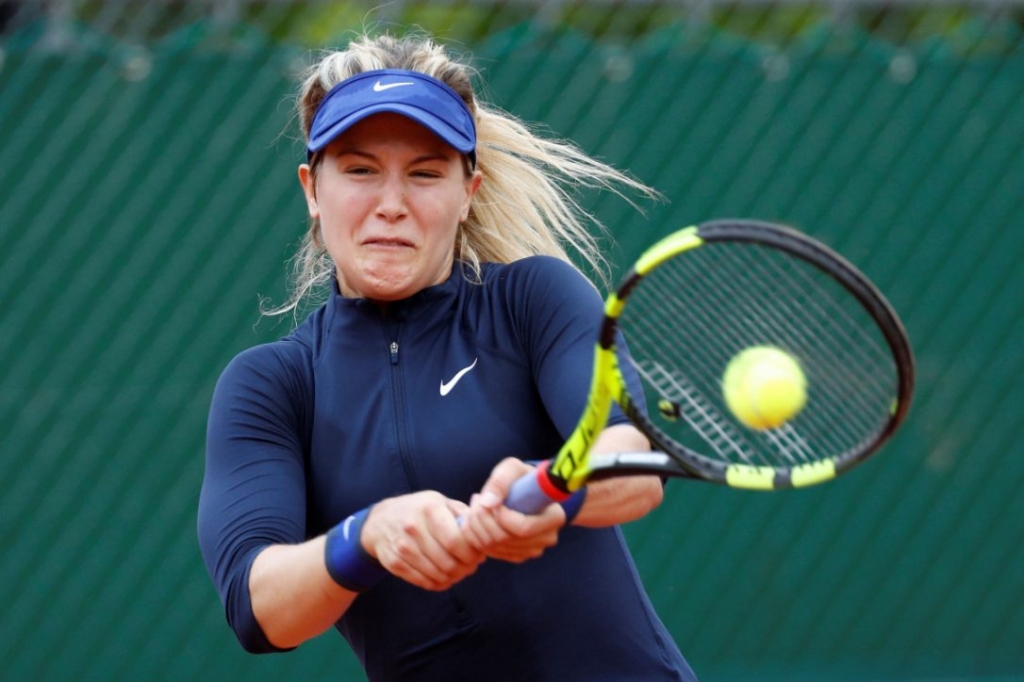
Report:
343,260,450,301
356,275,419,302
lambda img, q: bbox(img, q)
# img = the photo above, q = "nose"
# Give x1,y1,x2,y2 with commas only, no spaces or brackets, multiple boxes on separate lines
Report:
376,175,408,222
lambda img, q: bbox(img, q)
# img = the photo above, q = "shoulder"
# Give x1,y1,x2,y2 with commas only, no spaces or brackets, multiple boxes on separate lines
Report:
483,255,589,282
471,257,605,352
223,305,329,380
208,338,313,451
214,329,316,410
223,339,308,381
480,256,600,304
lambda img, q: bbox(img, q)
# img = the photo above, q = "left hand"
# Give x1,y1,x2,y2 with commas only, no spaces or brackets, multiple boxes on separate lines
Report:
460,457,566,563
361,491,485,591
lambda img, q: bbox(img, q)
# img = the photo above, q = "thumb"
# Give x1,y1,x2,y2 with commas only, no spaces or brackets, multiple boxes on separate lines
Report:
477,490,502,510
478,457,535,509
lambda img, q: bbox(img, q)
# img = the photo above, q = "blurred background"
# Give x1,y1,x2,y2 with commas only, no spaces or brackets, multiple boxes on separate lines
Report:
2,1,1022,680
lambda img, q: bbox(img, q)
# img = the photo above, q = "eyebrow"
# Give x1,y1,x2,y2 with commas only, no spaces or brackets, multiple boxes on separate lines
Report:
333,148,454,165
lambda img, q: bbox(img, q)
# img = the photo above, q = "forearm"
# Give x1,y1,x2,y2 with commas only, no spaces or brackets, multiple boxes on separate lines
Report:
571,475,664,527
571,423,665,527
249,538,358,649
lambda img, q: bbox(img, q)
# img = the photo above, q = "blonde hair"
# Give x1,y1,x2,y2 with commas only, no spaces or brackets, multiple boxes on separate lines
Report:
270,32,657,316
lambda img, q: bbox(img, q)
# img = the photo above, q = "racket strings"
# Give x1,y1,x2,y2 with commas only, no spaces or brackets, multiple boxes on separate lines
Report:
633,359,755,462
625,259,842,466
693,248,888,457
695,245,895,438
633,357,821,468
619,240,899,469
737,246,896,399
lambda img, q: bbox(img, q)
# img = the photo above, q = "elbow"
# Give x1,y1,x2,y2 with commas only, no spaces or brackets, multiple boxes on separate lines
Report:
236,631,290,655
578,475,666,527
637,475,665,517
647,477,665,511
217,556,295,655
235,627,279,655
227,601,295,654
616,475,664,523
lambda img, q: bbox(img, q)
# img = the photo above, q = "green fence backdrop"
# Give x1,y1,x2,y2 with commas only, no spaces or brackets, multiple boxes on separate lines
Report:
2,2,1023,680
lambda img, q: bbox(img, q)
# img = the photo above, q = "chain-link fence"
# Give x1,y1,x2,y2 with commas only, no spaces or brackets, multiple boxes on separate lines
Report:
2,2,1023,681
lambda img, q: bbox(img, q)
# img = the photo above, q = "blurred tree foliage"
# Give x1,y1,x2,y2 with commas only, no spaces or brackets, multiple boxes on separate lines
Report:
4,1,1022,56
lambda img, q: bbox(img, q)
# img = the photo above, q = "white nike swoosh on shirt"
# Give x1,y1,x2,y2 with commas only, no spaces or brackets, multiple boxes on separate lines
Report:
373,81,414,92
342,515,355,540
439,358,478,396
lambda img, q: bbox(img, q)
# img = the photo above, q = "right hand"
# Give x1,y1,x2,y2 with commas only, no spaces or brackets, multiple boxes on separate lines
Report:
460,457,566,563
360,491,487,591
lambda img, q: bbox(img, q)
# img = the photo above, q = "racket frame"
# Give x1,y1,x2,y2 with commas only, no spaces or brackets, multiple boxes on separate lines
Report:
544,220,915,493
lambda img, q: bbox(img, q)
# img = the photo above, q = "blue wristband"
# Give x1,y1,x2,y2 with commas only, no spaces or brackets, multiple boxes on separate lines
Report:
560,487,588,523
324,506,388,592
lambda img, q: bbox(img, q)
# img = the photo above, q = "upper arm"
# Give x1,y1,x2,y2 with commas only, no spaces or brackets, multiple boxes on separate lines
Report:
505,258,635,437
197,342,312,650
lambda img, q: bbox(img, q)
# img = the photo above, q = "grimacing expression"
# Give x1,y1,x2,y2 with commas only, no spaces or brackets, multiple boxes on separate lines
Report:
300,113,481,302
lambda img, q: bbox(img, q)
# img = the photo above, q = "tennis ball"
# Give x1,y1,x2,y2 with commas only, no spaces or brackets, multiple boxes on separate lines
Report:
722,346,807,430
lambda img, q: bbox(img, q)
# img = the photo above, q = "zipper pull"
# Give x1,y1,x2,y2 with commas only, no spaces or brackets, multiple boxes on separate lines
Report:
390,341,399,365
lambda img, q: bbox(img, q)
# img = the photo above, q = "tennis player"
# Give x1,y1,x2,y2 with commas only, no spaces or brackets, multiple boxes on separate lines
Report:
197,32,697,681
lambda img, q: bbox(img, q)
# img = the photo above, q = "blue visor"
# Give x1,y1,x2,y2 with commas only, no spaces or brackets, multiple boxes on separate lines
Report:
307,69,477,166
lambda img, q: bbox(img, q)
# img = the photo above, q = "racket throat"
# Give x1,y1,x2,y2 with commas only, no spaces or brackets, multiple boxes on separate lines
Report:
534,460,573,501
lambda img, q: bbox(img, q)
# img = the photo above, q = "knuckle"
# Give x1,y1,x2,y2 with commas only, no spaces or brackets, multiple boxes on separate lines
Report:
394,538,418,561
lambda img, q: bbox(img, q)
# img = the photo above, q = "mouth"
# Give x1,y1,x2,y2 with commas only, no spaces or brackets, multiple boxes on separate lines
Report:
362,236,415,249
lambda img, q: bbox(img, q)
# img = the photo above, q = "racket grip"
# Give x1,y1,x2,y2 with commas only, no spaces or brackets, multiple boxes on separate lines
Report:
505,465,567,514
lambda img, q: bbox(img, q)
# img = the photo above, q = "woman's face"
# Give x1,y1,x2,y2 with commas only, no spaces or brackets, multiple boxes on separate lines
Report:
299,113,481,302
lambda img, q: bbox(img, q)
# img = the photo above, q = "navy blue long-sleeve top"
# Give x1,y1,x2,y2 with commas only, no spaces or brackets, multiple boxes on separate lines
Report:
197,256,696,681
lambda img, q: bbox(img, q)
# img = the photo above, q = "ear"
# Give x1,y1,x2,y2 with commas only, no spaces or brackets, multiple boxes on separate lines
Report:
460,169,483,223
298,164,319,219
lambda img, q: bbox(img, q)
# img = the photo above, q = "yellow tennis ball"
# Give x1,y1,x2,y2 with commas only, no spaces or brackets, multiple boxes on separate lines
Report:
722,346,807,430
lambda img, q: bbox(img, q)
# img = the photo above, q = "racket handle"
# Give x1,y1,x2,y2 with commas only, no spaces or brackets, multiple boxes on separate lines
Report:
455,468,555,527
504,465,567,514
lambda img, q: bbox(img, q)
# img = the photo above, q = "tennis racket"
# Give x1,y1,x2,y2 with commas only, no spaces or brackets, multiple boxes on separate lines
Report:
507,219,915,513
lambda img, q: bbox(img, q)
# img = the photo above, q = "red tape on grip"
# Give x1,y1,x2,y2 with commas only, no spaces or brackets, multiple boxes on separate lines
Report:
535,460,571,503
